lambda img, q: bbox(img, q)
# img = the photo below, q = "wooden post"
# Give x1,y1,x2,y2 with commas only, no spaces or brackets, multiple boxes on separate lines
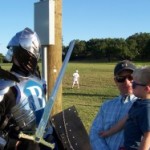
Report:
47,0,62,116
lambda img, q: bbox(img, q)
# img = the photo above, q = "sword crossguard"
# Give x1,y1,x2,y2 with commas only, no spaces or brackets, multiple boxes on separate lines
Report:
19,132,55,149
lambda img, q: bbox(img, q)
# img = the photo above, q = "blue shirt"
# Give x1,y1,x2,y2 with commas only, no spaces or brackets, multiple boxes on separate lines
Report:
89,94,136,150
124,99,150,149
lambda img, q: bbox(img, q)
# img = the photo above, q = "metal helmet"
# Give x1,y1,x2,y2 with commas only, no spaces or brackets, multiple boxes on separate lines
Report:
5,27,41,62
5,28,41,75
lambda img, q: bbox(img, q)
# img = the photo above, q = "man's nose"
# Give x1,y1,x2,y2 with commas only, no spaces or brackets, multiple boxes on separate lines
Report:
125,78,132,84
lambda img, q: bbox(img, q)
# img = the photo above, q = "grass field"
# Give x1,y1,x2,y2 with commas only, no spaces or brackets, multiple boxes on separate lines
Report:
62,62,117,132
1,61,150,133
62,61,150,132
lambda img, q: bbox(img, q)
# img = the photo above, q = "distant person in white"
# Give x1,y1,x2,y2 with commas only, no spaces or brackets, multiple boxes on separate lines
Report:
72,70,80,88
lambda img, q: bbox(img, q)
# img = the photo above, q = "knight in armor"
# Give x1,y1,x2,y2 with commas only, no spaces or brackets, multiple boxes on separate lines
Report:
0,28,58,150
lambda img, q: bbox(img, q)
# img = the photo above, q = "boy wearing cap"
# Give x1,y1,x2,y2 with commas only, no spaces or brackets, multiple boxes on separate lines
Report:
89,60,137,150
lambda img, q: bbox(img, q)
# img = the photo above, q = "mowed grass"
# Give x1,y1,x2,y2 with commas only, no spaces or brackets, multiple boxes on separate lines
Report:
1,61,150,133
62,61,150,132
62,62,118,132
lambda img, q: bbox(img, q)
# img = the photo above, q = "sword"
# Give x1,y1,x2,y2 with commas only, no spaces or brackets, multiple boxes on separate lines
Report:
19,40,75,149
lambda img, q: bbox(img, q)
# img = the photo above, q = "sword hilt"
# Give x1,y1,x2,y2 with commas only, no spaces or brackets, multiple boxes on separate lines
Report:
19,132,55,149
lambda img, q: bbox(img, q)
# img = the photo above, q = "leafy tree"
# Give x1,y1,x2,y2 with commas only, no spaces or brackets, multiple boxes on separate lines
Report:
126,33,150,59
0,53,4,63
71,40,87,59
63,32,150,61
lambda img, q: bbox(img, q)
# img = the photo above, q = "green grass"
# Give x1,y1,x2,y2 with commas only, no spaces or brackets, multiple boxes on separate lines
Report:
62,61,150,132
62,62,118,132
0,63,12,70
1,61,150,132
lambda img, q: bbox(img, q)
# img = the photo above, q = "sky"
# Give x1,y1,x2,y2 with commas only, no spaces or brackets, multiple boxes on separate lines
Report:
0,0,150,55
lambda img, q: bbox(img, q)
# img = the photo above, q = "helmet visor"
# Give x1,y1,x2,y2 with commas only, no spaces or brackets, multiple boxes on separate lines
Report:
7,28,41,60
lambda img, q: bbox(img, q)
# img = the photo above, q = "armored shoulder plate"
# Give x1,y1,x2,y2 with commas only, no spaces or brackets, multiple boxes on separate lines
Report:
0,79,17,102
0,67,19,102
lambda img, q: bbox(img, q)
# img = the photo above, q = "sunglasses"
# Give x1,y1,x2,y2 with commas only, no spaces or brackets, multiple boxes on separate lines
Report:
132,81,146,89
115,75,133,83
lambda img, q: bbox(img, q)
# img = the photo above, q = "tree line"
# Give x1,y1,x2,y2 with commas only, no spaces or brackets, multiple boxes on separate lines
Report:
1,32,150,63
63,32,150,61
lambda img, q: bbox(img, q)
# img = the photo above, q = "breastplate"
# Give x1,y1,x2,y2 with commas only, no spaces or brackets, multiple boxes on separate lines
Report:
11,75,46,131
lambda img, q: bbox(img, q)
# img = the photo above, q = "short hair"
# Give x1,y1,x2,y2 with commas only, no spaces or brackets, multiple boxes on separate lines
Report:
132,66,150,85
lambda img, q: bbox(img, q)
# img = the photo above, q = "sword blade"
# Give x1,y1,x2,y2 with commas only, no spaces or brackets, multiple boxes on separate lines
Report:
35,40,75,141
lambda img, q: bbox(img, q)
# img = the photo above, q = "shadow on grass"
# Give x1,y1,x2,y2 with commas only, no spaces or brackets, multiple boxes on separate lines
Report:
73,103,100,108
63,92,115,100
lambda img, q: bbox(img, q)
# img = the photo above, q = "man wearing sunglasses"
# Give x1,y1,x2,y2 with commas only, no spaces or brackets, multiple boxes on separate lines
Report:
89,60,137,150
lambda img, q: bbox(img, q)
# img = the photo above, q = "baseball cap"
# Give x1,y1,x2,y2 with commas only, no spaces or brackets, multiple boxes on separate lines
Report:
114,60,136,76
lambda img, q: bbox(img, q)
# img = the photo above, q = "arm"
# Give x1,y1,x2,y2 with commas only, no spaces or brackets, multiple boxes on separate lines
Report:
89,106,110,150
139,132,150,150
100,115,128,137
